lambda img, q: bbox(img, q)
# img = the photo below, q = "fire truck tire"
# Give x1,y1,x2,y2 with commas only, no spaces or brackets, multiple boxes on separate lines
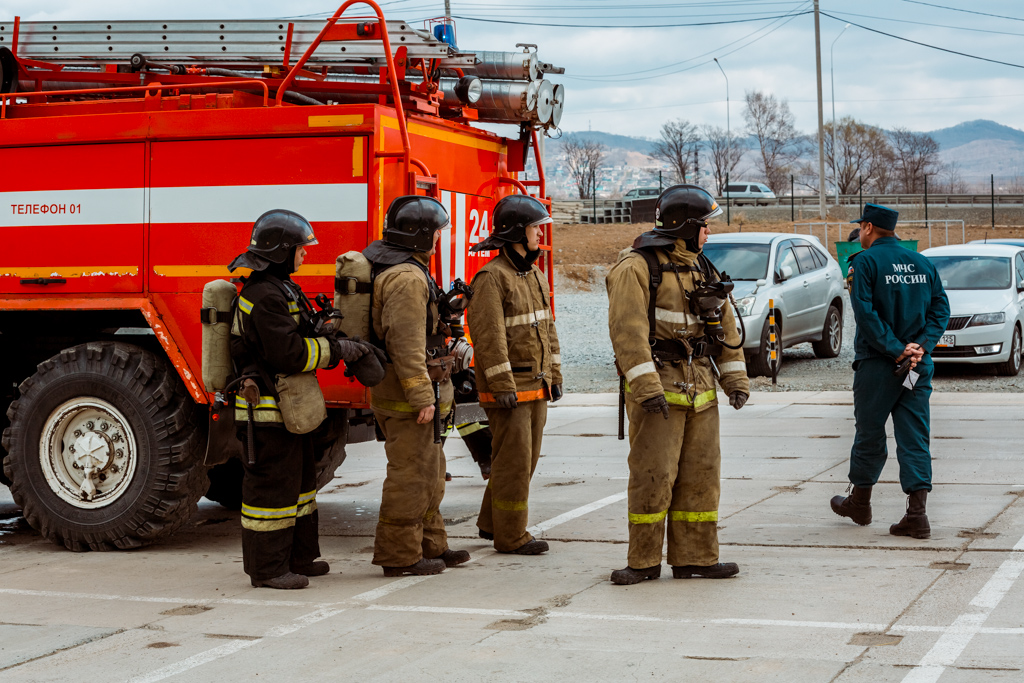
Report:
1,342,206,551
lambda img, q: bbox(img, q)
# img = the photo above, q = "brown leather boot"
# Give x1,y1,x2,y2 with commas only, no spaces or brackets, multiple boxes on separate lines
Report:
382,558,446,577
830,485,873,526
435,549,471,567
610,565,662,585
890,490,930,539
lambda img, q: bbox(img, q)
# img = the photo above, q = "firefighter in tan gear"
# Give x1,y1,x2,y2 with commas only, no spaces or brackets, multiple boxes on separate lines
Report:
468,195,562,555
606,185,750,585
229,210,381,589
365,196,472,576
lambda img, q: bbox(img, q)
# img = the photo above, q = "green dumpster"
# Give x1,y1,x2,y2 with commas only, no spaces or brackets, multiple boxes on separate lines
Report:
834,240,919,279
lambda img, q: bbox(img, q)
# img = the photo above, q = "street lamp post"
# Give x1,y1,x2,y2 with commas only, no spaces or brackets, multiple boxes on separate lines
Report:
713,57,729,222
830,23,851,207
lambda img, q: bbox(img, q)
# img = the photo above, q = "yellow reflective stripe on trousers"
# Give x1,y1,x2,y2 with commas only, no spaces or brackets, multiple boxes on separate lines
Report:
628,510,668,524
296,501,318,518
235,395,279,410
242,503,297,519
372,398,453,414
235,394,283,423
241,517,296,532
493,499,528,512
669,510,718,522
624,382,717,408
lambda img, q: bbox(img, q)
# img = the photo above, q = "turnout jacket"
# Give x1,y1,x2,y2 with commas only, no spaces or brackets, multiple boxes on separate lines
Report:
370,254,455,418
850,236,949,362
606,240,749,412
231,272,334,424
467,247,562,405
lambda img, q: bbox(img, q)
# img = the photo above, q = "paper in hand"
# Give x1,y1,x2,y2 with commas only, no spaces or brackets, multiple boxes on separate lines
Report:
903,369,919,391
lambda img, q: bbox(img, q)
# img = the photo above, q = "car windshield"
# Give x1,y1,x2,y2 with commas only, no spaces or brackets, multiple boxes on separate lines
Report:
928,255,1011,290
702,243,771,280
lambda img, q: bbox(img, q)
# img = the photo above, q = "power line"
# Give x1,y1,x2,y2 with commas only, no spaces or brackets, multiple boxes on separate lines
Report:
896,0,1024,23
446,10,810,29
828,10,1024,37
821,12,1024,70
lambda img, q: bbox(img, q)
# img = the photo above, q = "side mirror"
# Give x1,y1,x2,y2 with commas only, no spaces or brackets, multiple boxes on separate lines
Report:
756,278,767,288
779,265,794,281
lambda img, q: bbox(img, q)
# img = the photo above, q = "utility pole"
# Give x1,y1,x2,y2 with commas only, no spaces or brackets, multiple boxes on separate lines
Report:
444,0,451,20
813,0,827,220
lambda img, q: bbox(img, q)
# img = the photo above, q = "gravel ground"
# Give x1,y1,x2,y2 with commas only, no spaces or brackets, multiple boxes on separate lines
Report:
554,270,1024,394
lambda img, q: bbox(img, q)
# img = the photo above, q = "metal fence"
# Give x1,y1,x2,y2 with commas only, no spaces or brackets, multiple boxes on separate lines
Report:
793,220,967,252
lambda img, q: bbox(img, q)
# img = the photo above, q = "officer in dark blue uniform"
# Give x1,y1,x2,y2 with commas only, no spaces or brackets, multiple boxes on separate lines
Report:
830,204,949,539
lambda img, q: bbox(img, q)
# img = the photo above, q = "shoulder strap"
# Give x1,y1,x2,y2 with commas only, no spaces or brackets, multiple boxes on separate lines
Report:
633,247,665,344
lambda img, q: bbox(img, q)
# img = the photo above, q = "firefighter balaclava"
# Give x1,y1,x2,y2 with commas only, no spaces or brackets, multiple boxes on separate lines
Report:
228,209,317,274
470,194,551,253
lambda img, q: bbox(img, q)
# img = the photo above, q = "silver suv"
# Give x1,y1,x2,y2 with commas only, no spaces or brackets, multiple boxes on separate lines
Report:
703,233,846,376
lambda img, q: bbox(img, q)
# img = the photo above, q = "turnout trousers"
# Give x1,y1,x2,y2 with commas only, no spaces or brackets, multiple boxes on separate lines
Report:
850,356,934,493
625,401,721,569
477,400,547,552
240,427,320,581
372,413,449,567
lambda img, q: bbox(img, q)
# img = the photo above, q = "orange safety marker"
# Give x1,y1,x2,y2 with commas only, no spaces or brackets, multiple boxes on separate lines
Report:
768,298,778,388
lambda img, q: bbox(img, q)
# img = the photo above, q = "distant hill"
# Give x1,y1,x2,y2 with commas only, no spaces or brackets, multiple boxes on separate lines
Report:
929,120,1024,150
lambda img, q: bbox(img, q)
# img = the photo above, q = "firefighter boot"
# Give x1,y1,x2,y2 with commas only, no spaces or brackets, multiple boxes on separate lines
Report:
830,485,873,526
435,549,472,567
610,565,662,586
382,558,446,577
251,572,309,589
890,490,930,539
291,561,331,577
497,539,549,555
671,563,740,579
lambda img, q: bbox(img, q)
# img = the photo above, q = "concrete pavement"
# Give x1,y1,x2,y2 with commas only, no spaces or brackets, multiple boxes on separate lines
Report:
1,391,1023,682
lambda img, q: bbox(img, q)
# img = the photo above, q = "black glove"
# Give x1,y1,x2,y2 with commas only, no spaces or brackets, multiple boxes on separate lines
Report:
641,395,670,419
496,392,519,410
729,391,748,410
327,337,369,368
550,384,563,402
342,338,387,387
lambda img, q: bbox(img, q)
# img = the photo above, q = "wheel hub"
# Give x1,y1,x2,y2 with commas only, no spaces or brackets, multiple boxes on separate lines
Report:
40,398,138,509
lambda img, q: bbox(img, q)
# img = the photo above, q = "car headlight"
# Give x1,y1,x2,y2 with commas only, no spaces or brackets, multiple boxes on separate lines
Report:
968,312,1005,327
734,295,756,317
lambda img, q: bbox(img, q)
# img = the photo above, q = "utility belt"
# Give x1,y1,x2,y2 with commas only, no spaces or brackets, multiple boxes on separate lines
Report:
650,336,722,365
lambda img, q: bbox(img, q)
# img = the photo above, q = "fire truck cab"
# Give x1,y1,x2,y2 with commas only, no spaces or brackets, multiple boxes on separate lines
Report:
0,3,562,551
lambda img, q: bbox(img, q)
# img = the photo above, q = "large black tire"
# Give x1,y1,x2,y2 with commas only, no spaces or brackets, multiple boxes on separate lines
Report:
812,305,843,359
1,342,206,551
996,326,1022,377
746,317,782,378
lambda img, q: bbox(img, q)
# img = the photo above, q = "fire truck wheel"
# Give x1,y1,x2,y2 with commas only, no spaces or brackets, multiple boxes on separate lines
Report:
1,342,206,551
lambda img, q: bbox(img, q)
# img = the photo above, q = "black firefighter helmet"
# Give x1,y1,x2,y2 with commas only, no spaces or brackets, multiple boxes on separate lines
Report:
383,195,451,252
655,184,722,240
470,194,551,252
228,209,318,271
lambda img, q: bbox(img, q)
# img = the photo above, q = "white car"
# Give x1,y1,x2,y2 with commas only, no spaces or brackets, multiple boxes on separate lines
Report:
703,233,846,377
718,182,777,206
922,243,1024,376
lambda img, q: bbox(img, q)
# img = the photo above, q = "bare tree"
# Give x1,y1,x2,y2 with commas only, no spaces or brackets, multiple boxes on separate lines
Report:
651,118,700,185
743,90,801,193
889,127,940,194
936,161,969,194
701,124,743,195
1008,166,1024,194
562,135,606,199
822,117,893,194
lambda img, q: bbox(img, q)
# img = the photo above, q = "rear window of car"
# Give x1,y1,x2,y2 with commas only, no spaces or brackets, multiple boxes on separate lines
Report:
928,255,1011,290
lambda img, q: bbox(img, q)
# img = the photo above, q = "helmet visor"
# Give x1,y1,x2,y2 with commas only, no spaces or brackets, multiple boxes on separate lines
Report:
702,201,724,221
527,215,554,228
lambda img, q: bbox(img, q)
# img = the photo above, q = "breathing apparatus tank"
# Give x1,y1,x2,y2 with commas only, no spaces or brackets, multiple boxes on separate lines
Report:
333,251,373,339
200,279,238,392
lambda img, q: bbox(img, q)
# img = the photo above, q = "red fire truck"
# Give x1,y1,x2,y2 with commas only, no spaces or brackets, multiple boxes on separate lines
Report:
0,2,562,551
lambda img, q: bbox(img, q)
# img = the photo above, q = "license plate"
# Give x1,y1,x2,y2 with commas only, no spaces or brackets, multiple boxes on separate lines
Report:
937,334,955,347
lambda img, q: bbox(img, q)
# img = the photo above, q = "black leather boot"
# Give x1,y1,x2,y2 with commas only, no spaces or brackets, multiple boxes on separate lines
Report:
383,558,446,577
672,563,739,579
436,549,471,567
830,485,873,525
250,572,309,589
610,565,662,585
890,490,930,539
290,560,330,577
497,539,549,555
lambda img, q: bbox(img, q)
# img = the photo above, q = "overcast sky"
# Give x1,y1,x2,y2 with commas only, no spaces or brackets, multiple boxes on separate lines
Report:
6,0,1024,139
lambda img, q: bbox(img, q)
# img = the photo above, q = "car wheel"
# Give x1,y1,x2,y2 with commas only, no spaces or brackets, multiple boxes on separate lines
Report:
746,317,782,377
812,305,843,358
1,342,206,551
995,326,1022,376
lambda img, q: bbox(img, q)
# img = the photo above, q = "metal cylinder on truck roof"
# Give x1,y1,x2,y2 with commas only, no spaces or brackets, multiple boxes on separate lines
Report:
461,51,539,81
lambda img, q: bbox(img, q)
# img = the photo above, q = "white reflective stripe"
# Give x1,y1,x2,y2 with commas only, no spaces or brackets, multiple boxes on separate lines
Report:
718,361,747,374
504,308,551,328
150,184,368,223
439,191,453,288
624,361,658,382
655,307,700,325
551,353,562,365
484,362,512,378
1,188,144,227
